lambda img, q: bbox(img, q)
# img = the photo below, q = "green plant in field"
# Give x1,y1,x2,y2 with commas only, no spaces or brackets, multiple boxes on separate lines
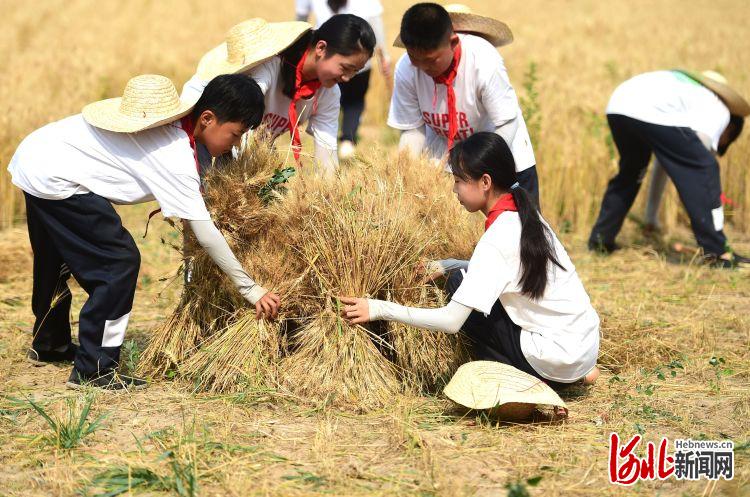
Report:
258,166,296,205
708,356,733,392
84,450,198,497
27,394,108,449
505,476,542,497
120,338,140,375
519,62,541,149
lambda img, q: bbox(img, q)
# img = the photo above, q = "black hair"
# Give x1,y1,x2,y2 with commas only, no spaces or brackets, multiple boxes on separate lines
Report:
327,0,347,13
400,3,453,50
450,132,565,300
192,74,264,129
279,14,375,98
717,114,744,156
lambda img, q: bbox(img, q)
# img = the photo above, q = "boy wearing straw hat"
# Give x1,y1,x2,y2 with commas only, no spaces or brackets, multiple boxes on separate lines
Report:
7,74,281,390
388,3,540,201
589,69,749,268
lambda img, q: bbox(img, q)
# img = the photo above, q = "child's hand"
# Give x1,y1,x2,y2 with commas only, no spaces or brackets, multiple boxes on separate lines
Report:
416,260,445,283
338,297,370,325
256,292,281,320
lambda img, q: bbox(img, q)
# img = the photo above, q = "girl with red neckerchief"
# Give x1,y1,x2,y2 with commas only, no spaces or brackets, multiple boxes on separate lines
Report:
340,132,601,389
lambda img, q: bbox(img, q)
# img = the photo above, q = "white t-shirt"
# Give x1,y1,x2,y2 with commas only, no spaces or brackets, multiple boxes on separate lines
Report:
294,0,385,73
606,70,730,152
451,212,600,382
182,57,340,152
7,114,211,221
388,34,536,171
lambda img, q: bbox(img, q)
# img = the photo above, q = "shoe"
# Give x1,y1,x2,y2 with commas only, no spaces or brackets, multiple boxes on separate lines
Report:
26,343,78,366
705,253,748,269
338,140,355,160
66,368,148,391
588,237,619,254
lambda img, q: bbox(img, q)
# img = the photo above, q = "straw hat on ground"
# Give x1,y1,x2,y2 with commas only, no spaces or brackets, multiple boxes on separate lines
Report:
197,18,311,81
82,74,194,133
394,4,513,48
675,69,750,117
444,361,567,420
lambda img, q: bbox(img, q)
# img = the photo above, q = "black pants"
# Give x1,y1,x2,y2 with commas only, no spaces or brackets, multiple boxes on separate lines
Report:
517,165,540,209
445,270,567,390
24,192,140,376
589,114,726,256
339,69,371,143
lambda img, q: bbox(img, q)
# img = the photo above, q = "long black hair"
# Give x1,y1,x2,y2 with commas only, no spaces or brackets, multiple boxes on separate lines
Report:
450,132,565,300
279,14,375,98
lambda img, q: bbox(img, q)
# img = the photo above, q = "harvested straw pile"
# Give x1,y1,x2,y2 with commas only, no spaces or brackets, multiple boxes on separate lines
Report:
140,136,480,410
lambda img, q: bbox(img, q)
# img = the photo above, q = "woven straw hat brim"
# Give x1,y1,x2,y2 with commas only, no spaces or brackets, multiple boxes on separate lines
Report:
82,97,194,133
676,69,750,117
443,361,567,410
394,12,513,48
197,22,311,81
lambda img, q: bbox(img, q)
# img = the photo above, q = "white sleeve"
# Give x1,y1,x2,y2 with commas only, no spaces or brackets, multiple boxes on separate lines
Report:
493,118,519,149
479,49,520,125
388,55,424,130
247,58,279,95
451,240,515,316
188,220,268,305
368,299,473,334
181,74,208,103
315,139,338,174
307,87,339,153
398,126,426,154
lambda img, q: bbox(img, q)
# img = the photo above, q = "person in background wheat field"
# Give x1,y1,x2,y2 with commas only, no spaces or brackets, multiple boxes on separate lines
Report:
387,3,540,205
295,0,392,160
589,69,749,268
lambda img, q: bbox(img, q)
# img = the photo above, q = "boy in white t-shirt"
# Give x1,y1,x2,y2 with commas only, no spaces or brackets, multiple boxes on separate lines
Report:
341,132,600,388
7,74,281,390
589,70,749,268
387,3,540,202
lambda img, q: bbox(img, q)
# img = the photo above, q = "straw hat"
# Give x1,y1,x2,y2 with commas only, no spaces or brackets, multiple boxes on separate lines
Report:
675,69,750,117
394,4,513,48
197,18,311,80
82,74,195,133
444,361,567,418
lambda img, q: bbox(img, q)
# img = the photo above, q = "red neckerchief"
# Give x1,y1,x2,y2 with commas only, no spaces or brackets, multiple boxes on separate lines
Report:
144,116,201,237
484,193,517,231
180,115,200,175
289,47,322,163
432,40,462,151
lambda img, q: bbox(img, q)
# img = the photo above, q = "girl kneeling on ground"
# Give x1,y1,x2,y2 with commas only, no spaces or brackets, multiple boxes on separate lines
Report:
341,132,600,388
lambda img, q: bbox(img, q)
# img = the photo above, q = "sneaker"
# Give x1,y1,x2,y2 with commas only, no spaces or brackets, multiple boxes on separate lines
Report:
66,369,148,391
26,343,78,366
338,140,355,160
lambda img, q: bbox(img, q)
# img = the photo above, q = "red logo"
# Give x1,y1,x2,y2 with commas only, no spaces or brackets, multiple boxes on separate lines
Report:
608,432,674,485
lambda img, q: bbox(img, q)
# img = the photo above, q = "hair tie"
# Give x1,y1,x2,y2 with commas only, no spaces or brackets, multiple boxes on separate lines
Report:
510,182,520,190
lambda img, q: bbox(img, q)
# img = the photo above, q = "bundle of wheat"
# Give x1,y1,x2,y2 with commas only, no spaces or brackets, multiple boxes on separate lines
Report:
140,136,482,410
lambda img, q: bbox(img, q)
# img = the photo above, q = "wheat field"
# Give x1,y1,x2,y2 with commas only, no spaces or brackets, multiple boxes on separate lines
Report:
1,1,749,496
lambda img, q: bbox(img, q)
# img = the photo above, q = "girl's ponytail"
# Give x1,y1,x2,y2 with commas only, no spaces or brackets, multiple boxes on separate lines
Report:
450,133,564,300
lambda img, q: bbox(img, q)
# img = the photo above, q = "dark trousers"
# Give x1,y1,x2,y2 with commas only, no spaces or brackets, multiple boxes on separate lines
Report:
445,270,567,390
339,69,371,143
589,114,726,256
24,192,140,376
517,165,540,208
